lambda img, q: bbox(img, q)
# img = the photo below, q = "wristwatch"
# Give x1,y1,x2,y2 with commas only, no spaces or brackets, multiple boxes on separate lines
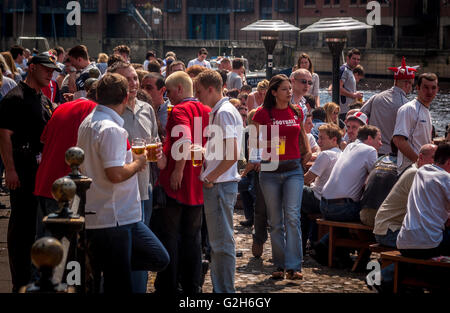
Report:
204,177,213,185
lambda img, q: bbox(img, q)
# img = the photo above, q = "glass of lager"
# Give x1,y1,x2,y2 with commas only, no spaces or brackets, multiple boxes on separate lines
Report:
167,104,174,116
146,137,160,162
132,138,146,155
276,136,286,156
191,144,203,168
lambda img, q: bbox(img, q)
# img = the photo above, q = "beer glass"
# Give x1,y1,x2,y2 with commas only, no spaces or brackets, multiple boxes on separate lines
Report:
191,144,203,168
167,104,174,116
146,137,160,162
276,136,286,156
132,138,146,155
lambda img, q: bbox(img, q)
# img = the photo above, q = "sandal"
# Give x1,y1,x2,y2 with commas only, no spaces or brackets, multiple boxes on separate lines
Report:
271,268,285,279
286,270,303,280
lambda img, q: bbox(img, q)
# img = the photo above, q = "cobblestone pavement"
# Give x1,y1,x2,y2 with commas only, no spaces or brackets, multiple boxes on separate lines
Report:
1,191,375,293
148,205,375,294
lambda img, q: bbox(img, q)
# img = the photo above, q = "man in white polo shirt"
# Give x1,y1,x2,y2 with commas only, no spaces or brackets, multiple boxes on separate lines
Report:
77,73,169,293
195,70,242,293
321,125,382,222
393,73,438,175
311,125,381,266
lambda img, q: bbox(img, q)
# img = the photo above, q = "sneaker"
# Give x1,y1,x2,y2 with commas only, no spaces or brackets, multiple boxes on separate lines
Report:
286,270,303,280
271,268,285,280
252,241,263,258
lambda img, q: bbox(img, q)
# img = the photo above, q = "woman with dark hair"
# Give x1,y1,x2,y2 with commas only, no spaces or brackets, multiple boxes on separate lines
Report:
296,53,320,108
252,74,311,280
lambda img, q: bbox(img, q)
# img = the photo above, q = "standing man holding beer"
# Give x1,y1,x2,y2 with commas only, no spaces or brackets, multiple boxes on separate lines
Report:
108,61,161,293
0,54,59,292
196,70,243,293
77,73,169,293
154,71,211,294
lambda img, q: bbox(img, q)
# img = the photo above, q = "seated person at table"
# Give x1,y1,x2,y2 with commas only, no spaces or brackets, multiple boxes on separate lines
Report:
301,123,342,254
373,144,437,248
396,143,450,259
320,125,381,222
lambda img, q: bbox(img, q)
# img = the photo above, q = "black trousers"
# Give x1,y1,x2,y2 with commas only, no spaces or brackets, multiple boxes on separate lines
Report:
7,159,39,292
154,195,203,294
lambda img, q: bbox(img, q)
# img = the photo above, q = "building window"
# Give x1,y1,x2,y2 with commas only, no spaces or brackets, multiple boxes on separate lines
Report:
39,13,76,38
234,0,254,12
304,0,316,6
323,0,331,6
275,0,294,12
260,0,272,19
6,0,33,12
350,0,357,5
334,0,340,5
165,0,182,12
360,0,367,4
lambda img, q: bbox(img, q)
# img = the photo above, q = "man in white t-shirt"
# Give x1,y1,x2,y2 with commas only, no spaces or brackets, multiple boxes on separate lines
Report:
393,73,438,175
301,123,342,252
77,73,169,293
374,144,450,293
396,143,450,258
195,70,243,293
187,48,211,69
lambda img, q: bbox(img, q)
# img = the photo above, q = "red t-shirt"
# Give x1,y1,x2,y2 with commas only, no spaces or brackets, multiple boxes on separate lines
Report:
41,80,60,103
34,99,97,198
252,106,303,161
158,99,211,206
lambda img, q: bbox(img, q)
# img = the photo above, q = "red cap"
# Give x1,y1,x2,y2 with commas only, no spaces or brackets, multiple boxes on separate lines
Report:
388,57,417,80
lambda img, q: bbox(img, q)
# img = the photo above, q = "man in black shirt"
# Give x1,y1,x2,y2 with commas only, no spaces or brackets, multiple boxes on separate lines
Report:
0,53,60,292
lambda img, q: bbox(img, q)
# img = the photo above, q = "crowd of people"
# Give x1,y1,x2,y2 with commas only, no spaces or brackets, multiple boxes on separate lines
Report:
0,43,449,294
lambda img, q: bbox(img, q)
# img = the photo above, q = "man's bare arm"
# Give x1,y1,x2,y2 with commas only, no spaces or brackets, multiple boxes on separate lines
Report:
393,135,418,164
104,153,147,184
0,129,20,190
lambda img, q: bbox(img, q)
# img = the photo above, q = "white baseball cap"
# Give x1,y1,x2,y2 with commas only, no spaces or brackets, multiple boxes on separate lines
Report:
347,111,368,125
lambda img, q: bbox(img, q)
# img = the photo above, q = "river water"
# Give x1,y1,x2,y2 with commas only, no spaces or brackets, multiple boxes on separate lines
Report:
318,77,450,136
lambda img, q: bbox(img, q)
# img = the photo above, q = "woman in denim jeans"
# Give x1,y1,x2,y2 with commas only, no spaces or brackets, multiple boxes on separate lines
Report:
252,75,311,280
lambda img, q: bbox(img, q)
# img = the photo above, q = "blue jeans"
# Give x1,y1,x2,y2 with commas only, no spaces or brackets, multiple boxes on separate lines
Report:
87,221,169,293
203,181,238,293
320,198,361,222
259,159,304,271
141,184,153,227
238,171,256,222
375,229,400,248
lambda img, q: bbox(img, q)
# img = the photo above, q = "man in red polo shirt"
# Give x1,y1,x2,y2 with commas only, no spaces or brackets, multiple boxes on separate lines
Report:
34,97,97,236
154,71,211,294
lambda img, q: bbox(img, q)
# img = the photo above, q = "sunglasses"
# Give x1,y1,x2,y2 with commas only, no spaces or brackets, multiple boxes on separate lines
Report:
295,78,313,86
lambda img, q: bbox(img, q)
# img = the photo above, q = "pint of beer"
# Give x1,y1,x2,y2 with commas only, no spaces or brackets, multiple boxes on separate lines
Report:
276,136,286,156
167,104,174,115
132,138,146,155
146,137,161,162
191,144,203,168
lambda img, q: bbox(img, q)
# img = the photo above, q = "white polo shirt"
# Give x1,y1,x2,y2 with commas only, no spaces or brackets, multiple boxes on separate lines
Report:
200,97,243,183
187,58,211,69
396,164,450,249
77,105,141,229
393,98,432,174
322,140,377,202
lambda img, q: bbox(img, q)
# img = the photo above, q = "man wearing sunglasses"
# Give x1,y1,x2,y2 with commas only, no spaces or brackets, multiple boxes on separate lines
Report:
290,68,312,123
187,48,211,69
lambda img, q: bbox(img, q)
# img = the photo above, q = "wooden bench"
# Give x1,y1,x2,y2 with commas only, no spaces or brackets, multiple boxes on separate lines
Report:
316,219,375,271
369,243,397,253
380,250,450,293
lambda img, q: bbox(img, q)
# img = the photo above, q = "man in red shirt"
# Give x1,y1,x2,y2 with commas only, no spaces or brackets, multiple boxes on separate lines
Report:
154,71,211,294
34,97,97,236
